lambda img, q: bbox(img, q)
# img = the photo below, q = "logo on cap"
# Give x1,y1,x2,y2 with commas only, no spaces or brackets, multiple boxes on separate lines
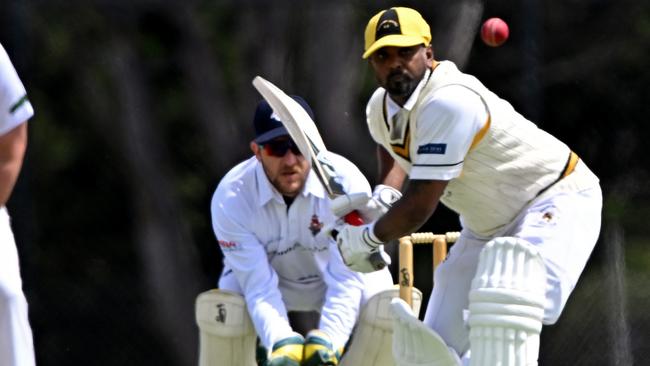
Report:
376,9,401,39
362,7,432,59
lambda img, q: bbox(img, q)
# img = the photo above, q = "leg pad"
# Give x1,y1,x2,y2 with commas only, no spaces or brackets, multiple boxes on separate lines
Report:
468,237,546,366
196,289,257,366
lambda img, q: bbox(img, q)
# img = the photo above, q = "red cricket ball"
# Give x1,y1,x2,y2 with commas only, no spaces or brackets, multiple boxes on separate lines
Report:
481,17,509,47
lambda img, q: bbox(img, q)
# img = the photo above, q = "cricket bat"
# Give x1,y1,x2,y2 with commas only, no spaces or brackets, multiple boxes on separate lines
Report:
252,76,387,270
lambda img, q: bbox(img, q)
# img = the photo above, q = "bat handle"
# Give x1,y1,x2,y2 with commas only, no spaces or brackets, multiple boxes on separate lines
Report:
331,210,363,239
344,211,364,226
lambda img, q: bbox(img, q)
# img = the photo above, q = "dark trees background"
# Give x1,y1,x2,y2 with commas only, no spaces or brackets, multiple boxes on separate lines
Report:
1,0,648,365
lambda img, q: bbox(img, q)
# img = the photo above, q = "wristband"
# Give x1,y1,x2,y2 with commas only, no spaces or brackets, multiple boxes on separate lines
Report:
362,222,382,249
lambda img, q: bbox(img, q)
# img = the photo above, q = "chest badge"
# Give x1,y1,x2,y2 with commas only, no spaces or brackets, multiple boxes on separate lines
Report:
309,214,324,236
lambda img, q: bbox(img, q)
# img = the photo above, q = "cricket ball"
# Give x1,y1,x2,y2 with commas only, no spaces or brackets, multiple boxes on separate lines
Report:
481,17,509,47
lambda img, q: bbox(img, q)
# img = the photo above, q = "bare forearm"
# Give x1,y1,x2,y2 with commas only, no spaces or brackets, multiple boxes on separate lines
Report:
376,145,406,190
381,165,406,190
374,198,435,242
373,179,448,242
0,123,27,206
0,162,23,205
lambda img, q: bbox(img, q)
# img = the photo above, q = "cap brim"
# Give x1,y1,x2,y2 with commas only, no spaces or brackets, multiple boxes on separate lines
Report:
362,34,427,59
254,126,289,144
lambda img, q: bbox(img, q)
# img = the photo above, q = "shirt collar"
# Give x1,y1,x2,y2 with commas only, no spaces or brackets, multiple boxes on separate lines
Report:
255,162,278,206
303,169,327,199
385,67,432,121
255,161,326,207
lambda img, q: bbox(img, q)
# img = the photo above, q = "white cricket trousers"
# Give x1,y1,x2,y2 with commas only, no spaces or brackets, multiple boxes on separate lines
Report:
423,160,603,358
0,206,36,366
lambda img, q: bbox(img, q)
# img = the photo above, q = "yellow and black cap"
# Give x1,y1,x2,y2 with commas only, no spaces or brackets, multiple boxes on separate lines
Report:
363,7,431,59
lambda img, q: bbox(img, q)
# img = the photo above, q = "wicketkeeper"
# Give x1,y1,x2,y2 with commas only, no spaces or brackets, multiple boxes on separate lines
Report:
335,7,603,365
196,96,403,366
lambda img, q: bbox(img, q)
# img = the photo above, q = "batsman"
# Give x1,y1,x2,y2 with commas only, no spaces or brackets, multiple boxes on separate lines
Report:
335,7,603,365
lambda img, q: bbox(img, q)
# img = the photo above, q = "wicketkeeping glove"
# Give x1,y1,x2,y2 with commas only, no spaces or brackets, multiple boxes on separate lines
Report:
336,222,391,273
303,330,343,366
260,333,305,366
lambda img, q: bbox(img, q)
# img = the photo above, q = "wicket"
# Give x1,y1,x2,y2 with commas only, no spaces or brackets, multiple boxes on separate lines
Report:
398,232,460,308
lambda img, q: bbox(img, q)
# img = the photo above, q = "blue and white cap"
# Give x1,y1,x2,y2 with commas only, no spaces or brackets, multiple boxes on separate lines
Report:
253,95,314,144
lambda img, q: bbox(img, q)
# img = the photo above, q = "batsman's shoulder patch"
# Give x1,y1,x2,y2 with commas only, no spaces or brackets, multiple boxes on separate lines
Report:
417,143,447,155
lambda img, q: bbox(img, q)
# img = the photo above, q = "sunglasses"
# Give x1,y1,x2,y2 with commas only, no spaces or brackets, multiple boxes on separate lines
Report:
260,139,302,157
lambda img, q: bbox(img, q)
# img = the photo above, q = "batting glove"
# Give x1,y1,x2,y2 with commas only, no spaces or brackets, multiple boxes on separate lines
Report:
330,185,402,222
260,333,305,366
336,222,391,272
303,330,342,366
330,192,371,218
364,184,402,221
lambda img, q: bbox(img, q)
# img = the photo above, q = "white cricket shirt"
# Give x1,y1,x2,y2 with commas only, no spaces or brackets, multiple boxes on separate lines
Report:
211,152,390,349
367,61,571,236
0,43,33,135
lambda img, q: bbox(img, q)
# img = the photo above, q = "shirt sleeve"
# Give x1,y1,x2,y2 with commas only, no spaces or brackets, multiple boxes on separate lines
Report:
314,152,369,348
319,242,365,349
365,88,387,145
0,44,33,135
409,85,488,181
210,187,294,349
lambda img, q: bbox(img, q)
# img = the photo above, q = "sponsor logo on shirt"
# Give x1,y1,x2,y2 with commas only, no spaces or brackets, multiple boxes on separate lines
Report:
268,242,329,257
275,242,301,256
218,239,240,252
297,274,321,283
417,143,447,155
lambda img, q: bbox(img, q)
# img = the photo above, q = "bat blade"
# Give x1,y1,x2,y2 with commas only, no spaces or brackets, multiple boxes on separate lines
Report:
252,76,388,271
252,77,325,158
254,78,344,196
252,76,337,197
253,78,327,154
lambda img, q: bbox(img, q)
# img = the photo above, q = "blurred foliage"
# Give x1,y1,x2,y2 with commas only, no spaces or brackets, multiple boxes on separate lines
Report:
0,0,648,365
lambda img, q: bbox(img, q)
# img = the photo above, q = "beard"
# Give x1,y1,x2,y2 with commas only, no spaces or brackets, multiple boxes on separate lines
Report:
269,166,307,197
385,70,418,98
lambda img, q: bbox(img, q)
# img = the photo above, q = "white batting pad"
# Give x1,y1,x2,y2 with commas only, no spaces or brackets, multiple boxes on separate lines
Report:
390,298,461,366
468,237,546,366
340,287,422,366
195,289,257,366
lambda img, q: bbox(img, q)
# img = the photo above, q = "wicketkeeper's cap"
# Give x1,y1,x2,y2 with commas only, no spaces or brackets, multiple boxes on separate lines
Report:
362,7,431,59
253,95,314,144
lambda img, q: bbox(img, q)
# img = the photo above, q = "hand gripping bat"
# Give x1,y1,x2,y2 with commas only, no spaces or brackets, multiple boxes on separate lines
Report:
252,76,388,270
